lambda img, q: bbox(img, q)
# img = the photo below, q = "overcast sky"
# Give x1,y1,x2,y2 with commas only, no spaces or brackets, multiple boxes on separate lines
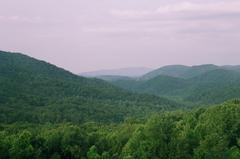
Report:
1,0,240,73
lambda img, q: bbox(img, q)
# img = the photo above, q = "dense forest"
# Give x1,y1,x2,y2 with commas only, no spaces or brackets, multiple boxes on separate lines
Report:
0,100,239,159
0,51,240,159
110,65,240,105
0,51,181,123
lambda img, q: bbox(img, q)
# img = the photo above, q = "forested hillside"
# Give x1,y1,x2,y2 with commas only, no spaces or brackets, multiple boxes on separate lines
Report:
1,51,240,159
0,100,239,159
1,0,240,158
111,66,240,105
141,64,240,80
0,51,181,123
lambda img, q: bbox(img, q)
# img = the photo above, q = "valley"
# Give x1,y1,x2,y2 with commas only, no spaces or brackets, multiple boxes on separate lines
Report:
0,51,239,159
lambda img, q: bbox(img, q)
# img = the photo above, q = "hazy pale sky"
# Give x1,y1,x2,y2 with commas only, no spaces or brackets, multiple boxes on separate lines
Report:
1,0,240,73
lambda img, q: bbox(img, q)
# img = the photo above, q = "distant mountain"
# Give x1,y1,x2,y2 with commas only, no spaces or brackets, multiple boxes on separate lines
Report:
80,67,153,77
222,65,240,72
0,51,181,123
141,65,191,80
111,66,240,105
184,69,240,104
142,64,220,80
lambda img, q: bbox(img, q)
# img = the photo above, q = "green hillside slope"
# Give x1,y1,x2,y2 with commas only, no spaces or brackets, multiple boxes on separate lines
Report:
141,65,191,80
186,69,240,104
142,64,220,80
112,69,240,105
0,51,181,123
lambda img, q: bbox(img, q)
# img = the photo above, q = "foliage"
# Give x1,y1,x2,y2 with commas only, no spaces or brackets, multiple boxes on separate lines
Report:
0,100,239,159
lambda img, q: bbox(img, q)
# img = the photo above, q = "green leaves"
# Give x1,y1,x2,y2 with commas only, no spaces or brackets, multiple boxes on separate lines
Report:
121,101,240,159
87,146,100,159
0,100,239,159
9,131,37,159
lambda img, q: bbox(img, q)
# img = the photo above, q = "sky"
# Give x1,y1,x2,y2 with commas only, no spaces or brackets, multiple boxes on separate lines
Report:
0,0,240,73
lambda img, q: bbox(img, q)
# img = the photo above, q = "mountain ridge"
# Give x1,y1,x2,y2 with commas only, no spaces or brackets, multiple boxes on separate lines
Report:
110,65,240,105
0,50,182,123
141,64,222,80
